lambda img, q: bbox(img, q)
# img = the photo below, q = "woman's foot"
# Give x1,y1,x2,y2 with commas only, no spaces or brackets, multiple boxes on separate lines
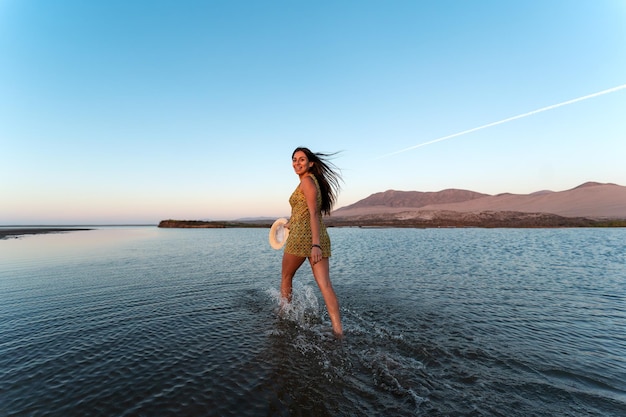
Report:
332,326,344,339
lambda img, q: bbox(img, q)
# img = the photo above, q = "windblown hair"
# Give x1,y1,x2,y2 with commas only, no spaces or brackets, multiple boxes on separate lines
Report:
293,147,342,216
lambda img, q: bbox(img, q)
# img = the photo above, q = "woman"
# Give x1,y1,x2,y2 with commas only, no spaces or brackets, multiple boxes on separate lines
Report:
281,147,343,337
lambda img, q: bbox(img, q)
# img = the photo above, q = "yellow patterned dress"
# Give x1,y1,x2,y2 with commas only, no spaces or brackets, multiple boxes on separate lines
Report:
284,174,331,258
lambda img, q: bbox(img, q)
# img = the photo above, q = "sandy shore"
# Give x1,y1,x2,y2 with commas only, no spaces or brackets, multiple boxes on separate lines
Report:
0,228,92,239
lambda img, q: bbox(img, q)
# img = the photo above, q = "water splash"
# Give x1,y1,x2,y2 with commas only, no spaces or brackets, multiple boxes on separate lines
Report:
266,283,322,330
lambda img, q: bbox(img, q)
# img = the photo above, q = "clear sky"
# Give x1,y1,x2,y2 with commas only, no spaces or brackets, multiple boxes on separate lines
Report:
2,0,625,224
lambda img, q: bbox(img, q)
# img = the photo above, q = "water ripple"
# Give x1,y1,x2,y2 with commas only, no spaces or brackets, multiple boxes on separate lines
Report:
1,227,625,416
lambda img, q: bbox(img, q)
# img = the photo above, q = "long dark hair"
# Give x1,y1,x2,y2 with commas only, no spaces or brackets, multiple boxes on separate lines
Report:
292,147,342,215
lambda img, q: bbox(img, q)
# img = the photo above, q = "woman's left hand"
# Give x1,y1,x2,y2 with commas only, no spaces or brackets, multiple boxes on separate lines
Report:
311,246,322,264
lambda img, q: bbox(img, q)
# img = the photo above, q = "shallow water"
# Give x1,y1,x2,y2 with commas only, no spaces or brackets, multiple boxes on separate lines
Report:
1,226,625,416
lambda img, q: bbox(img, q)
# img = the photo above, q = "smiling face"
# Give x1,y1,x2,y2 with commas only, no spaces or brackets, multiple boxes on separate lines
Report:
292,150,313,177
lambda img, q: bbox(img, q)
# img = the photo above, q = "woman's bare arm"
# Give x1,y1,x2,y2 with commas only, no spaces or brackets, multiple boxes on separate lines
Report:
301,176,322,249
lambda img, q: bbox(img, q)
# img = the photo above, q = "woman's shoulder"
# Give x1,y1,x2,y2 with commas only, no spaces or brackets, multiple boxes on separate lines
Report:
299,174,318,192
303,174,320,185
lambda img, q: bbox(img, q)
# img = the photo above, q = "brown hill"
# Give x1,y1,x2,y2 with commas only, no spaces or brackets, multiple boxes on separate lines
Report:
333,182,626,219
341,189,489,210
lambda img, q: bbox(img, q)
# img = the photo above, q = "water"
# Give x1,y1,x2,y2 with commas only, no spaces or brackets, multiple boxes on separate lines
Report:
1,226,625,416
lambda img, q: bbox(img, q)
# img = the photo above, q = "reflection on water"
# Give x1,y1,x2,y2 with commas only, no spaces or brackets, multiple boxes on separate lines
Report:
1,227,625,416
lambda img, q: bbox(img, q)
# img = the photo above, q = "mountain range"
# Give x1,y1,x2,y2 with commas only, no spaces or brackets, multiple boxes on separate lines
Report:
332,182,626,220
159,182,626,229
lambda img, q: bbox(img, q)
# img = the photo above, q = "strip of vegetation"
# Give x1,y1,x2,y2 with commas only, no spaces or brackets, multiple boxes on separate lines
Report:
326,212,626,228
158,220,270,228
589,219,626,227
159,214,626,229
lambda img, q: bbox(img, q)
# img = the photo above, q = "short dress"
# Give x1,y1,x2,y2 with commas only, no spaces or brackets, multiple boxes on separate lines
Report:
284,174,331,258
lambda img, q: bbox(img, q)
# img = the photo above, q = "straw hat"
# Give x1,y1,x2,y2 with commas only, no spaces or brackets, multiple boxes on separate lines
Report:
269,218,289,250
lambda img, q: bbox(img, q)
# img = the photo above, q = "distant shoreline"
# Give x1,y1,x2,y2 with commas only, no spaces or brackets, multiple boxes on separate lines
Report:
159,215,626,229
158,220,271,229
0,228,92,240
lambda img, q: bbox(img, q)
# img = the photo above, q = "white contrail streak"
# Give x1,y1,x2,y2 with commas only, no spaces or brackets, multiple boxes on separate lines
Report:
378,83,626,159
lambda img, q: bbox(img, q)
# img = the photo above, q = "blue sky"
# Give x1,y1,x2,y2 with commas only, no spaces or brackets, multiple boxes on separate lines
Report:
2,0,625,224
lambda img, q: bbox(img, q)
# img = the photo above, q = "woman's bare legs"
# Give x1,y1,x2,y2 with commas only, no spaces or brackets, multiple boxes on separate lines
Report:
310,257,343,337
281,252,306,302
281,253,343,337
